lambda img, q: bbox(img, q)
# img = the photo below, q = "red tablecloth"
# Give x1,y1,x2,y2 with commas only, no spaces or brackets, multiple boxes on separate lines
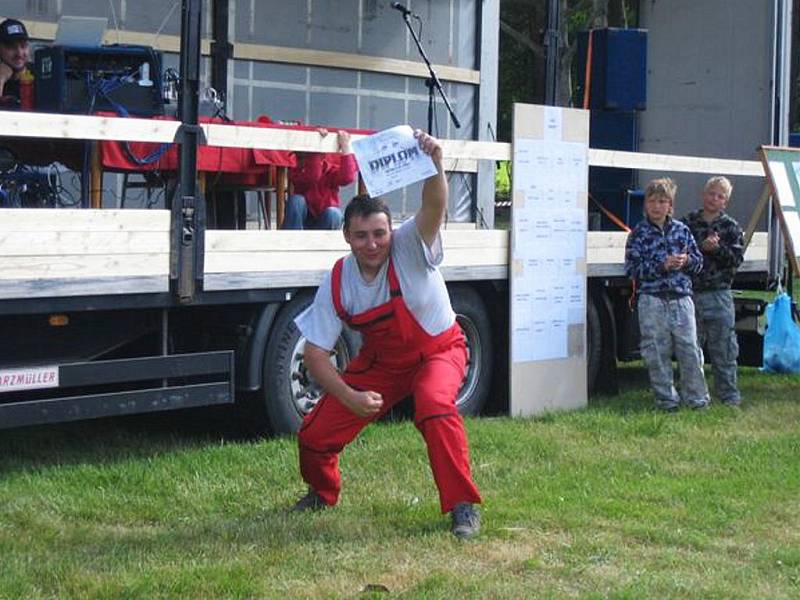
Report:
99,115,373,188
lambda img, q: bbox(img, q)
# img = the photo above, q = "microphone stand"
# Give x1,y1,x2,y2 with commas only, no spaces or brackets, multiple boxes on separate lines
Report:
399,11,460,134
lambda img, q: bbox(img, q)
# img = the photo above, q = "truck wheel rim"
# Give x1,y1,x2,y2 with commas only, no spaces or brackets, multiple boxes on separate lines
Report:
289,336,350,417
456,314,480,409
289,316,478,415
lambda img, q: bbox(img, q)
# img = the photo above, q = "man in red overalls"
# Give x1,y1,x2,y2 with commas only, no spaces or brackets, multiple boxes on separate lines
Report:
292,130,482,539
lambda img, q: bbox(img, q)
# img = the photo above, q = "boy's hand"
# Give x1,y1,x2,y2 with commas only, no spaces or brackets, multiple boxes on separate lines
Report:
664,253,689,271
701,231,720,252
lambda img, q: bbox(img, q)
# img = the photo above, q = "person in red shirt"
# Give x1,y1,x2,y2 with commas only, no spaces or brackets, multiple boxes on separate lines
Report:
282,129,358,230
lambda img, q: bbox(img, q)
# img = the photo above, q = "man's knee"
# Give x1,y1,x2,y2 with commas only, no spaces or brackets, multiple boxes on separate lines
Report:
413,386,462,425
282,195,308,229
318,207,343,229
298,426,343,455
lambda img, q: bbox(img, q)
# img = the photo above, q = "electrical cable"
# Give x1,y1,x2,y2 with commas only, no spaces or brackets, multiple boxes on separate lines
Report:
107,0,122,44
154,1,181,46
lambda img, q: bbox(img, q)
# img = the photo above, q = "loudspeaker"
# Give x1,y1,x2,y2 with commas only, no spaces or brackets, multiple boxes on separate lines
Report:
577,28,647,111
590,110,637,151
34,45,164,117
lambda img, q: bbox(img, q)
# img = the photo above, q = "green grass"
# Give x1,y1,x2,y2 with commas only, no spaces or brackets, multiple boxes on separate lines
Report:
0,365,798,599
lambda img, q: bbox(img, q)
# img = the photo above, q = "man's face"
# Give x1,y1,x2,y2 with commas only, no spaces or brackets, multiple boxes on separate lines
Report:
702,184,729,215
644,193,672,225
344,212,392,275
0,40,30,72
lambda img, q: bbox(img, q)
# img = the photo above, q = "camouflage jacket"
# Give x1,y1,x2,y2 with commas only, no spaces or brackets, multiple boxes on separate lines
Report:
682,210,744,291
624,216,703,297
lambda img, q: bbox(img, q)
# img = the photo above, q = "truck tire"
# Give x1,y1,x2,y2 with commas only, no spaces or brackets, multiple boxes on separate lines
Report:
586,292,603,392
449,285,493,416
262,292,359,435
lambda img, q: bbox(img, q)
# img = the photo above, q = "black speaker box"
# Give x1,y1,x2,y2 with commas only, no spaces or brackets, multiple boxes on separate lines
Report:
34,45,164,117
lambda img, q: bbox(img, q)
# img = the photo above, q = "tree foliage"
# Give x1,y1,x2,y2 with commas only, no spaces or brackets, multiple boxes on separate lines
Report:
497,0,636,141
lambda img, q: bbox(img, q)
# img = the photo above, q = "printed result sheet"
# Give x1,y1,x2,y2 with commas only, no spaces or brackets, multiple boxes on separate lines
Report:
512,138,587,363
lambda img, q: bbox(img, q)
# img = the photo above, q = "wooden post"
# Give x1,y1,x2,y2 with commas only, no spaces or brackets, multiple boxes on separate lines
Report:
276,166,287,228
743,183,771,250
90,142,102,209
358,173,367,196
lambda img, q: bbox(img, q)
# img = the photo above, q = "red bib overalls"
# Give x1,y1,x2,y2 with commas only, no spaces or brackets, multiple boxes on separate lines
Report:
297,257,482,513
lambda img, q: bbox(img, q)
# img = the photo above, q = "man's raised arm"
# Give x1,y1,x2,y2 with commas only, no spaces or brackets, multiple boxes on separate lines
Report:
414,130,448,247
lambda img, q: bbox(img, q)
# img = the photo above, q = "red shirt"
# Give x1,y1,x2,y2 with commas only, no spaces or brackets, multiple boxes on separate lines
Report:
290,152,358,218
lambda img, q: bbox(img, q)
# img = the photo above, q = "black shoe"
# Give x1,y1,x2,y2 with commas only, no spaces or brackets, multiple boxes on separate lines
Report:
451,502,480,539
290,489,327,512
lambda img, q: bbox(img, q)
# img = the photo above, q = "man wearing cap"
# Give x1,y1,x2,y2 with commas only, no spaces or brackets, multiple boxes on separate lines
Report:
0,18,31,103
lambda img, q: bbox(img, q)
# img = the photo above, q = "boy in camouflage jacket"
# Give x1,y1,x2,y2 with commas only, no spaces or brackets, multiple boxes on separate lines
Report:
683,176,744,405
625,178,709,411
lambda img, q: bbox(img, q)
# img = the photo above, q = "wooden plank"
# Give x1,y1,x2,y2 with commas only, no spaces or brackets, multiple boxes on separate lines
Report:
442,222,479,230
205,245,507,275
0,209,170,232
205,230,766,275
203,271,325,290
203,125,478,172
0,254,169,280
206,228,507,253
442,247,508,267
441,229,507,247
21,19,476,85
203,232,770,291
744,184,772,249
587,247,625,265
21,21,192,55
0,109,768,179
442,158,478,173
0,231,169,256
204,264,510,291
205,251,348,274
743,232,769,261
589,148,764,177
441,265,507,281
234,42,480,85
0,276,168,299
0,111,179,143
203,123,340,152
440,139,511,162
206,230,346,253
584,231,768,261
587,231,627,248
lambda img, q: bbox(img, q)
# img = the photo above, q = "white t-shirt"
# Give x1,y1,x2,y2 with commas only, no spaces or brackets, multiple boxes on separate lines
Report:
295,217,456,351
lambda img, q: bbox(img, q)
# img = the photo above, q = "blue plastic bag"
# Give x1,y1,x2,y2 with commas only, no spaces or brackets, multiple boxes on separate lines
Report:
762,292,800,374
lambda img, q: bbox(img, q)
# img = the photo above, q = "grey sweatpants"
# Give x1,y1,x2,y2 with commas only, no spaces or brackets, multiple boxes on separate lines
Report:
638,293,709,410
694,289,741,405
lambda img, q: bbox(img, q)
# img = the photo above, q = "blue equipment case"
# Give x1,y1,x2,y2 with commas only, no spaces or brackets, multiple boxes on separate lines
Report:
577,28,647,111
34,45,164,116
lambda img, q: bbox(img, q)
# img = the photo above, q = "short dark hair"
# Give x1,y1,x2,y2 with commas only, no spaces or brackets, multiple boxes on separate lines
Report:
343,194,392,231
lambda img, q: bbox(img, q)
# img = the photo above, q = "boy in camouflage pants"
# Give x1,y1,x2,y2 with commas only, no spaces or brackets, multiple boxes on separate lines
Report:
683,176,744,406
625,178,709,411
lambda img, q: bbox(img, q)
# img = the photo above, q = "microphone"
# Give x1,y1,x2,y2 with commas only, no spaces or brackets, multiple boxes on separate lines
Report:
391,2,416,17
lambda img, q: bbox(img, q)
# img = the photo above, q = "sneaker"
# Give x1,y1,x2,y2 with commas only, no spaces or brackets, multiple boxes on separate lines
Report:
450,502,480,539
289,489,328,512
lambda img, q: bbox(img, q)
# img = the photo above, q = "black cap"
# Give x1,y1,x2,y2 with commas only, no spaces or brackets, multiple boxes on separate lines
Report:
0,19,29,44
